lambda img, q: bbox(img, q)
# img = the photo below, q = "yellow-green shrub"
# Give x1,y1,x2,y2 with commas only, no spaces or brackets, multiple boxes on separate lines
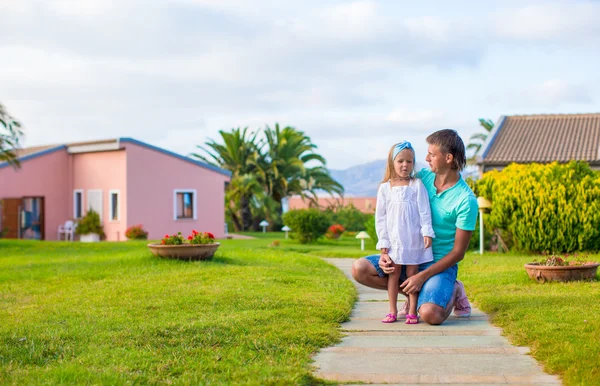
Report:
478,161,600,253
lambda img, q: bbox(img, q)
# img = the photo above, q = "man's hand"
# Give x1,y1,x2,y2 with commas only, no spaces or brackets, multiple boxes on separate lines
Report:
379,252,395,274
423,236,432,249
400,273,426,294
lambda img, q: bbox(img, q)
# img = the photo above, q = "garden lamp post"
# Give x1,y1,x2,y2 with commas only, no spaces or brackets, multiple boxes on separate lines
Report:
355,231,370,251
281,225,291,239
259,220,269,233
477,197,492,255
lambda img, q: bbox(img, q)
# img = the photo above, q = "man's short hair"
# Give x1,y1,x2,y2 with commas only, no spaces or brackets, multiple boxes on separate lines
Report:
426,129,467,171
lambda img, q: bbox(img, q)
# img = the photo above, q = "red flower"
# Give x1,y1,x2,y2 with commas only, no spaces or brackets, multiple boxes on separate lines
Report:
164,234,170,238
192,230,199,235
187,235,193,240
206,232,215,239
161,240,165,245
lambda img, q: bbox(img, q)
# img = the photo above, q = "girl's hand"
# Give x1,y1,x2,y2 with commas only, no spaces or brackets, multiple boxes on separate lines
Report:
423,236,432,249
379,253,395,274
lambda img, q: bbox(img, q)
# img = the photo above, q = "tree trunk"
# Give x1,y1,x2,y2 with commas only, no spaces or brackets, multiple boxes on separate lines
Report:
228,208,242,232
240,194,252,231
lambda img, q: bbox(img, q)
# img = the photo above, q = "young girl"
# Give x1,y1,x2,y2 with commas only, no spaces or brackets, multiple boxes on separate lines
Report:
376,141,435,324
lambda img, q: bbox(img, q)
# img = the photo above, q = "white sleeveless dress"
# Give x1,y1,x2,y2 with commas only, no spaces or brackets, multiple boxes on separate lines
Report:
375,179,435,265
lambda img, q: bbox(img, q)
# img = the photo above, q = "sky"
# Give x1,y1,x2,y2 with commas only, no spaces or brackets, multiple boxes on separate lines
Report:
1,0,599,170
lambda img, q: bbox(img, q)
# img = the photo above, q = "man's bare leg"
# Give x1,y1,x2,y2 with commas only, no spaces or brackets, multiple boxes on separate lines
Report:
418,283,459,325
351,258,388,290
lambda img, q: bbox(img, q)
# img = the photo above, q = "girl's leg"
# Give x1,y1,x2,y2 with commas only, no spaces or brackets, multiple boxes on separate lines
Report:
405,265,419,323
383,264,402,322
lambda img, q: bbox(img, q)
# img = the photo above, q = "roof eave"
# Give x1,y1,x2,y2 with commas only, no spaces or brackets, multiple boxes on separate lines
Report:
0,145,68,170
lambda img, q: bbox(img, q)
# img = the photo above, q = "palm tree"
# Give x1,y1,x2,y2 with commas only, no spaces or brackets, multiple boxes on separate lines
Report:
0,103,24,168
224,173,265,232
261,124,344,216
467,118,494,163
191,127,261,231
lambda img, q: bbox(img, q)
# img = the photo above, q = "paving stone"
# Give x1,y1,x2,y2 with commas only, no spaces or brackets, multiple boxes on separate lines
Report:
314,352,559,383
334,334,515,348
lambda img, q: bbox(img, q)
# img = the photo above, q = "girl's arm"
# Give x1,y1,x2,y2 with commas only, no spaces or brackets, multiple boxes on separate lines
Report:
375,184,390,251
416,179,435,238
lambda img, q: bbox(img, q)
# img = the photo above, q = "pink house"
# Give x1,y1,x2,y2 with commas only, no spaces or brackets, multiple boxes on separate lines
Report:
0,138,231,241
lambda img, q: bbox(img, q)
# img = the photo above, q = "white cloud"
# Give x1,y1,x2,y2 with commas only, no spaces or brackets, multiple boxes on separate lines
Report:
494,2,600,41
488,79,593,108
528,79,593,106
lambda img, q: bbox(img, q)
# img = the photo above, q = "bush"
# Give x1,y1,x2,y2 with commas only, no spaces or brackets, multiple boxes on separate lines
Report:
364,215,377,245
125,224,148,240
75,209,105,238
282,209,330,244
324,204,372,232
478,161,600,253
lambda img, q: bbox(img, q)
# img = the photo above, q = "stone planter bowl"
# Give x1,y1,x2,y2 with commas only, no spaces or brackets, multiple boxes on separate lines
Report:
524,262,599,283
147,243,220,261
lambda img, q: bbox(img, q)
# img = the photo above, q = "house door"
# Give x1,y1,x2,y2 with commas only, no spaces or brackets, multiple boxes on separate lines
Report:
20,197,45,240
0,198,21,239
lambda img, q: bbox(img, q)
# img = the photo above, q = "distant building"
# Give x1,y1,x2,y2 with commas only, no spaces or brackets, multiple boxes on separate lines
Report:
0,138,231,241
477,113,600,173
287,196,376,214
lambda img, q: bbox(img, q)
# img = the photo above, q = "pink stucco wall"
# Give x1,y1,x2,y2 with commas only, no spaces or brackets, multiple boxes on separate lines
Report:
0,148,70,240
72,150,127,241
124,142,229,240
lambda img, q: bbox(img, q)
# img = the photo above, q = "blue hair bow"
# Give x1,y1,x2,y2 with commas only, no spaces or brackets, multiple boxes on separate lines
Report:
393,141,414,160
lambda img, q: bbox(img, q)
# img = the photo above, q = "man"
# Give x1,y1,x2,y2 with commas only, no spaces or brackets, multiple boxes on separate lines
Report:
352,129,478,325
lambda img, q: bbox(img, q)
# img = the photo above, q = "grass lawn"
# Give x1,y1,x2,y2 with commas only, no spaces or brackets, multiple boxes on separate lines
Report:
0,238,356,385
459,251,600,386
2,231,599,385
233,232,377,258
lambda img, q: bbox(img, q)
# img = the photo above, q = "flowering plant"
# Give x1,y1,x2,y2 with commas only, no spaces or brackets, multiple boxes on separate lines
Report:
325,224,346,239
161,232,184,245
125,224,148,240
534,252,595,266
187,230,215,245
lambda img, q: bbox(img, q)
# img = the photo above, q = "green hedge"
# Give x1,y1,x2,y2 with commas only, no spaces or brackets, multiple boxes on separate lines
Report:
478,161,600,253
324,204,372,232
282,209,330,244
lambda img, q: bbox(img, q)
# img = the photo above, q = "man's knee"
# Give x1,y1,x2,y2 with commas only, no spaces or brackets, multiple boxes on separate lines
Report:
419,304,446,325
351,258,369,282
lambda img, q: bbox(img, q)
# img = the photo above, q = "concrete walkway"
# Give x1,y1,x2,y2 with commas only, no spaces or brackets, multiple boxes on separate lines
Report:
313,258,561,385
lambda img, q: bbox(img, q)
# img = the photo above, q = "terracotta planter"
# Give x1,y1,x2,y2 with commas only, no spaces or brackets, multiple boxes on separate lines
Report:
524,262,600,283
147,243,220,261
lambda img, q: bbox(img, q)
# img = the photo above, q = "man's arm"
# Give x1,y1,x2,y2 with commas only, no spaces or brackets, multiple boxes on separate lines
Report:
400,228,472,294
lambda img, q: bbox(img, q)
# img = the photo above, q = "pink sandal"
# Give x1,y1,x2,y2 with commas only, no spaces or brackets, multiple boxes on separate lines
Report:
405,314,419,324
382,313,397,323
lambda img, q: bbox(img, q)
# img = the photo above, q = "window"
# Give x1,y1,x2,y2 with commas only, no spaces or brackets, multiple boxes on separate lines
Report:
109,190,120,221
174,190,196,220
73,189,83,219
87,189,103,221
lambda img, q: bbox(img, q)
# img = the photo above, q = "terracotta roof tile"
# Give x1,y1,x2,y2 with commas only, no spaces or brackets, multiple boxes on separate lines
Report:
483,113,600,165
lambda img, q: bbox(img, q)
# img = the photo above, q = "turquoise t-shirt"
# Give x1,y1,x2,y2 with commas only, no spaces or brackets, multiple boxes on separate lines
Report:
417,168,478,261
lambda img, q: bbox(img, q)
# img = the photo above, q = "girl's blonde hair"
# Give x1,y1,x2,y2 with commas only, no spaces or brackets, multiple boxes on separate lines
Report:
381,142,416,183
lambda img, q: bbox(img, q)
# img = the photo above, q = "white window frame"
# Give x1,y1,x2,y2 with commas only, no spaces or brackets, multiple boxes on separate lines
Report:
73,189,84,219
109,190,120,222
87,189,103,221
173,189,197,220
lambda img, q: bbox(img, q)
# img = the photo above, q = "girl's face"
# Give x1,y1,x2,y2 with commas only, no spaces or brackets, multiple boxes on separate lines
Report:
393,148,414,178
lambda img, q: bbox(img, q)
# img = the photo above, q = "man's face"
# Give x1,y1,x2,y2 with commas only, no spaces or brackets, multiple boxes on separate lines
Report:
425,144,451,173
